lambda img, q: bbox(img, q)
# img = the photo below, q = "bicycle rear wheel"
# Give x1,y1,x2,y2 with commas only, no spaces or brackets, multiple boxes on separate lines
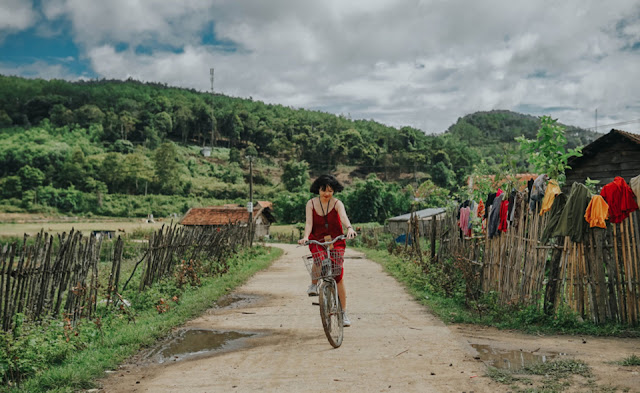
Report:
318,280,343,348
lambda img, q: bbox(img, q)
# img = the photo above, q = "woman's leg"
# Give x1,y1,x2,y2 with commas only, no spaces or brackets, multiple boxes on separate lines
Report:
337,279,346,310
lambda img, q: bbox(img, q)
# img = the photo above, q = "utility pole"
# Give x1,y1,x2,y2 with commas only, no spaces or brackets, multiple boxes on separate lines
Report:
595,108,598,133
247,155,254,246
210,68,216,147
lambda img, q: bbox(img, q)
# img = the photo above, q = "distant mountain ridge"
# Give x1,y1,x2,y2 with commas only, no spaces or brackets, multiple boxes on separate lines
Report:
445,109,602,149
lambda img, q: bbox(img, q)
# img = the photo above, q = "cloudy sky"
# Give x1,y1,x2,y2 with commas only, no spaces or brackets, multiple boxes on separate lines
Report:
1,0,639,134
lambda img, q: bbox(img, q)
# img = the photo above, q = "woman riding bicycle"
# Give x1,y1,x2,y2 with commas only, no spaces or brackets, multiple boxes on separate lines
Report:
298,174,357,326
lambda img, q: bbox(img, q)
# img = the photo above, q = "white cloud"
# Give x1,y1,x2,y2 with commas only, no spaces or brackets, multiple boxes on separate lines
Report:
0,60,84,81
0,0,37,32
4,0,640,133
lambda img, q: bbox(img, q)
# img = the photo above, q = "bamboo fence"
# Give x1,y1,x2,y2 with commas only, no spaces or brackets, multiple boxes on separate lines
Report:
133,222,249,290
435,197,640,325
0,229,121,331
0,222,249,332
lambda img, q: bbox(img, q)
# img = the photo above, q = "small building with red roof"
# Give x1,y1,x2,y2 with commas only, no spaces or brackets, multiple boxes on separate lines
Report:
180,201,276,238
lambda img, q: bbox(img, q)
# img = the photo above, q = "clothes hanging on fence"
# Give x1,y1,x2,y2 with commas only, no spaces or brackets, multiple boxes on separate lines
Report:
510,191,525,230
477,199,485,218
497,199,509,233
458,206,471,237
488,193,503,238
630,174,640,201
470,200,478,220
549,182,591,242
529,174,549,212
508,190,517,222
539,179,561,215
584,195,609,229
484,192,496,219
600,176,639,224
541,193,567,243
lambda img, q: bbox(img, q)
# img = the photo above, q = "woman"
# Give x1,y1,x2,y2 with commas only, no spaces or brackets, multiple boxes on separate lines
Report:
298,174,357,327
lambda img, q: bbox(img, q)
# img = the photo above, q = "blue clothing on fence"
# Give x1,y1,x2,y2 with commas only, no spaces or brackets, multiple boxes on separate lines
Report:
395,233,412,245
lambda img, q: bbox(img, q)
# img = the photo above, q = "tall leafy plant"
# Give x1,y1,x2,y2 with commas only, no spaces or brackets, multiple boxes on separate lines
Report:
516,115,582,185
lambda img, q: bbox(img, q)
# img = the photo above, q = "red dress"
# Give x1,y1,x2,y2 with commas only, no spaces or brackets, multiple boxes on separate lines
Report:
309,199,345,283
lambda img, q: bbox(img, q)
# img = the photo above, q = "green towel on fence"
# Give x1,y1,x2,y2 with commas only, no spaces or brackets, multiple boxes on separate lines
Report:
541,193,567,243
543,182,591,243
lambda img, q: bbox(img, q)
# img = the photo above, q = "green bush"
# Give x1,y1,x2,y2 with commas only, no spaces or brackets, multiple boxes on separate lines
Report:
0,315,77,386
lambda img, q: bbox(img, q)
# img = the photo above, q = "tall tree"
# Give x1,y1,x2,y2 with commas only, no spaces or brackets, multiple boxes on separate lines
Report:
154,142,182,194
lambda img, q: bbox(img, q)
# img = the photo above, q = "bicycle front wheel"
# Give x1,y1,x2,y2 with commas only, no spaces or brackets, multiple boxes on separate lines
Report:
318,280,343,348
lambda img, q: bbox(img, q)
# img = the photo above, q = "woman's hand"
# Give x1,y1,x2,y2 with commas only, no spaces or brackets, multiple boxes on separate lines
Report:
346,227,357,239
298,237,309,245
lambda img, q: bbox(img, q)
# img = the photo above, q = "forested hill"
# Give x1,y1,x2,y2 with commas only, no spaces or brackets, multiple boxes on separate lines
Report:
446,110,600,151
0,75,601,220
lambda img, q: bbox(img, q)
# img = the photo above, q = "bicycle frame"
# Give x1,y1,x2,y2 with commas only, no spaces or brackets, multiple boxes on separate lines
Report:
304,235,346,348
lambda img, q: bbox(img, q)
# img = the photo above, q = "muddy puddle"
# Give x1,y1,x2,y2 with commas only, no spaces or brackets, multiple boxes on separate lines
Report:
213,293,259,309
145,329,256,364
472,344,566,371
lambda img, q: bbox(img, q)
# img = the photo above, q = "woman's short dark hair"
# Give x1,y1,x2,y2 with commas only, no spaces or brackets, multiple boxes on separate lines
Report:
310,174,344,194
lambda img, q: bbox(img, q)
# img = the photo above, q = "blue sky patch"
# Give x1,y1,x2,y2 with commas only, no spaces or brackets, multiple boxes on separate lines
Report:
200,21,239,52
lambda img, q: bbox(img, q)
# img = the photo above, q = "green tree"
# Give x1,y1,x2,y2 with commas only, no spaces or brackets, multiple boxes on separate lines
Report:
57,147,87,188
154,111,173,140
281,160,310,192
516,115,583,185
0,176,22,198
99,152,126,193
49,104,73,127
343,175,386,223
272,191,308,224
0,110,12,127
154,142,182,194
74,104,105,128
416,179,450,207
430,161,456,189
123,148,154,193
173,104,193,143
17,165,45,190
229,147,242,164
112,139,135,154
118,110,137,140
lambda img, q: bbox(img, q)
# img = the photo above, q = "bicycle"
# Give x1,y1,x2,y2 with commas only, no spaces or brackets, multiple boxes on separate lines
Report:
302,235,346,348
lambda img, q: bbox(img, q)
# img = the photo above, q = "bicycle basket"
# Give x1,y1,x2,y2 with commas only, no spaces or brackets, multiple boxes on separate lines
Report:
302,249,345,280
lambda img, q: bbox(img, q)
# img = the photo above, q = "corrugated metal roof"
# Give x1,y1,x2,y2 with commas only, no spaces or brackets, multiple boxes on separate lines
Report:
387,208,447,222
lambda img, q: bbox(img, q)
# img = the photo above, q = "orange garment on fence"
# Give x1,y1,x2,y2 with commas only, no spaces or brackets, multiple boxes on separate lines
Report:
476,200,485,218
539,180,561,215
584,195,609,228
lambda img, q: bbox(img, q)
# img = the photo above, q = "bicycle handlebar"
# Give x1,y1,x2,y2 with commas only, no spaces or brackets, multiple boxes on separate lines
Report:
304,235,347,247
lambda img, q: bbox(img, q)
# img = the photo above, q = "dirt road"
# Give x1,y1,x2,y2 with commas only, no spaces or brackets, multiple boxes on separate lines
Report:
100,244,494,393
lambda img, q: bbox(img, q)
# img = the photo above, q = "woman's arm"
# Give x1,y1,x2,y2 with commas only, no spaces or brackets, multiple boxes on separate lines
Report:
336,200,357,239
298,199,314,245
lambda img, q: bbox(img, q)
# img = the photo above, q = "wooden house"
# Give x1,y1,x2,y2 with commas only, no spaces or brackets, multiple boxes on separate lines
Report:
386,207,446,236
565,129,640,187
180,201,276,238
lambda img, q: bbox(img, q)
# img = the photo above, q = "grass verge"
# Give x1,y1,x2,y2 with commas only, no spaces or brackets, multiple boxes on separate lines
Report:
3,246,282,393
356,247,640,338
